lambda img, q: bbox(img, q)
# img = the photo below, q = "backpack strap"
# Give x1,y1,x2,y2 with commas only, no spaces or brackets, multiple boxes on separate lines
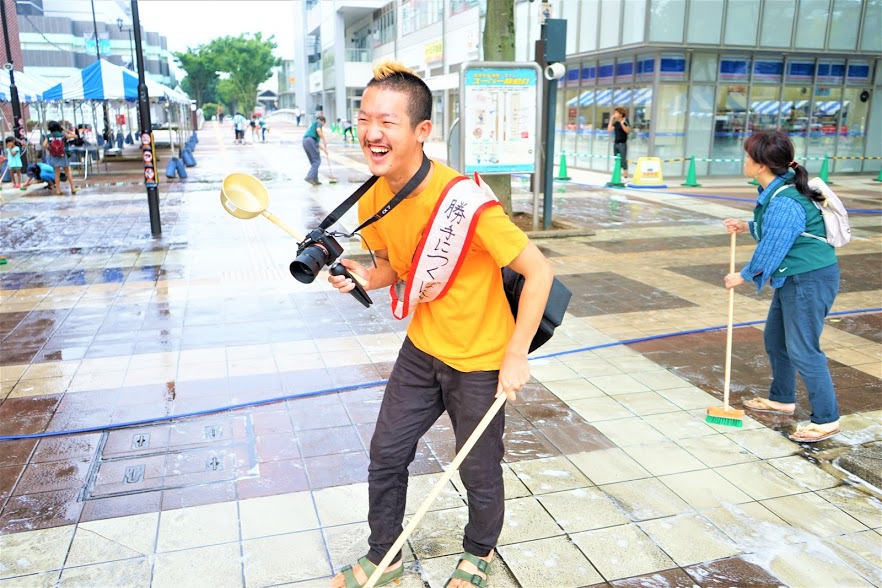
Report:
769,183,826,242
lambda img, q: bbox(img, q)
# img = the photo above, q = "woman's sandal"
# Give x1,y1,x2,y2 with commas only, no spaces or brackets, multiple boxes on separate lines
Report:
445,552,491,588
340,556,402,588
788,422,840,443
743,397,795,415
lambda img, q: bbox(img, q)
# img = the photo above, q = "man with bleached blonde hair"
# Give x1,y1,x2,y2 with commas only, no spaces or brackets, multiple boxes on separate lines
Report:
328,60,553,588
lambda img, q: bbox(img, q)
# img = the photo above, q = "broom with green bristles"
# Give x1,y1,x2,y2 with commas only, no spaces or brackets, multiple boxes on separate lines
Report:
707,231,745,428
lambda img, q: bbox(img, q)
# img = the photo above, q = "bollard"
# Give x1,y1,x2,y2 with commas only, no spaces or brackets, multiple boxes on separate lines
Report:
605,154,626,188
681,155,701,187
818,153,831,184
557,152,571,181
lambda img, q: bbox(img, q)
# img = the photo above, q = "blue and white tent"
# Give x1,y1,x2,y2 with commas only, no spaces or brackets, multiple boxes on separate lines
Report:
41,59,188,104
0,70,53,103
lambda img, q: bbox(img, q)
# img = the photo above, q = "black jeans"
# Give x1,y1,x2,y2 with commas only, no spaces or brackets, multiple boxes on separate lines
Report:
366,338,505,564
613,141,628,171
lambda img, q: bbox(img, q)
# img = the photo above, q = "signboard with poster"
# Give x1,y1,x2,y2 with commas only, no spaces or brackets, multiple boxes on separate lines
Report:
459,62,541,175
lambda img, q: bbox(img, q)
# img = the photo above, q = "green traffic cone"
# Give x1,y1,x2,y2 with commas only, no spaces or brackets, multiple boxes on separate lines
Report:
606,154,626,188
819,153,831,184
874,167,882,182
557,151,571,181
681,155,701,187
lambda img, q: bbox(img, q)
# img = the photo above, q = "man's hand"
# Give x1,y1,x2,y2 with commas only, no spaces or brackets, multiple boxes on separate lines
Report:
496,349,529,402
328,258,369,294
724,272,745,289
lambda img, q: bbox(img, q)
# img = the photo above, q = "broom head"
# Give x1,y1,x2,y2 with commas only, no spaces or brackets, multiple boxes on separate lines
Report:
706,406,745,428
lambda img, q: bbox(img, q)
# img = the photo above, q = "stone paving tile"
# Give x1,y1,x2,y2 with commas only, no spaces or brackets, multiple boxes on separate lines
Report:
152,544,240,588
57,558,153,588
498,535,604,587
570,523,676,582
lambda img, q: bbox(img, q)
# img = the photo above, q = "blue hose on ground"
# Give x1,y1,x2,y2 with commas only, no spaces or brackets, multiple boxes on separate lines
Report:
560,178,882,215
1,306,879,441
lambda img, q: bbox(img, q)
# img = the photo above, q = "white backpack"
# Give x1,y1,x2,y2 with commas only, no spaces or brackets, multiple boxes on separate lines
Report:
805,177,851,247
770,178,851,247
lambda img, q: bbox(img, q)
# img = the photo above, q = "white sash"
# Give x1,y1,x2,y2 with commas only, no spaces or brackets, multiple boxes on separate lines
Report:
390,173,500,319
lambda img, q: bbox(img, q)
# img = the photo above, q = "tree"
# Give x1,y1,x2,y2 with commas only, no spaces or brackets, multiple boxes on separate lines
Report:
206,33,280,115
174,47,219,107
482,0,515,215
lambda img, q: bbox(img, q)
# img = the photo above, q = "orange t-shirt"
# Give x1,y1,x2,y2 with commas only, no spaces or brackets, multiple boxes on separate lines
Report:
358,161,528,372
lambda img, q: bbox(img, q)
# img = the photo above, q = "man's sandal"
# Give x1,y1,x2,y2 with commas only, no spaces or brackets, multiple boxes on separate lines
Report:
445,552,491,588
340,556,403,588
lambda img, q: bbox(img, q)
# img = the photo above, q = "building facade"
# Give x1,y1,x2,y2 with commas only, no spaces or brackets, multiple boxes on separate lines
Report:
294,0,880,176
14,0,174,87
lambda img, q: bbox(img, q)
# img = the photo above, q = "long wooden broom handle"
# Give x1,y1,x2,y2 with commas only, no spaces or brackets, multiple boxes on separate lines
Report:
364,394,508,588
723,231,736,410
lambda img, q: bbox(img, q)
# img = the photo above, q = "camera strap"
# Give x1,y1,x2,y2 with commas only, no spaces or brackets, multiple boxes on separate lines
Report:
318,152,432,236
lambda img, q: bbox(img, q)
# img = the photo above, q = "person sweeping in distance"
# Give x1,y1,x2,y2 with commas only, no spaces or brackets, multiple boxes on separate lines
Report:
722,130,841,443
327,60,553,588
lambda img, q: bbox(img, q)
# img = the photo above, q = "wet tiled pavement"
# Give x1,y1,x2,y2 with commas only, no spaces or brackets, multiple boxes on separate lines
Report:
0,120,880,587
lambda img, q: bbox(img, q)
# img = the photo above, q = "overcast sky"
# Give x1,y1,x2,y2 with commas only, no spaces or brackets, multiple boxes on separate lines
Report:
136,0,297,59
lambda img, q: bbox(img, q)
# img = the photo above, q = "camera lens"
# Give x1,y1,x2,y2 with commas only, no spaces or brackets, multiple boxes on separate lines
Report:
289,245,327,283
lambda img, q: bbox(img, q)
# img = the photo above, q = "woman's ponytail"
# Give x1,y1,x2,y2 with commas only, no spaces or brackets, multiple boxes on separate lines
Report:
791,162,823,203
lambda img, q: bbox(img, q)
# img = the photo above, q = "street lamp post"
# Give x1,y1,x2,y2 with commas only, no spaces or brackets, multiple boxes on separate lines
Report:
89,0,111,143
116,17,135,73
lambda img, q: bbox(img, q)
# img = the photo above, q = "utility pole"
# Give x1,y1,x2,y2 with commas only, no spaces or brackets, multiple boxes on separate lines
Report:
117,18,135,73
0,0,24,145
132,0,161,236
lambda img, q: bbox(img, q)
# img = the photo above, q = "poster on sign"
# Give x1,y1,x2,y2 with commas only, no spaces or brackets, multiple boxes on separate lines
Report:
460,62,541,175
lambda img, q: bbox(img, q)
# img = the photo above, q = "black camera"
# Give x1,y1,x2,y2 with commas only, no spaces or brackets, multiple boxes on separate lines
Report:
290,228,372,307
290,228,343,284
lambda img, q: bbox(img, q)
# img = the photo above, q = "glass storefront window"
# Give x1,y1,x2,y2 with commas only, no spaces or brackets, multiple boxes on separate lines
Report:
712,85,749,175
752,58,783,85
692,54,717,82
828,0,862,50
760,0,796,47
794,0,830,49
628,85,652,165
687,0,722,44
837,87,871,172
817,60,845,85
748,85,782,133
862,0,882,52
615,59,634,85
578,0,600,52
720,56,750,83
655,84,687,175
724,0,759,45
805,87,843,174
781,86,812,160
636,54,654,84
563,88,581,158
687,86,715,177
648,0,685,43
599,0,622,48
622,0,647,45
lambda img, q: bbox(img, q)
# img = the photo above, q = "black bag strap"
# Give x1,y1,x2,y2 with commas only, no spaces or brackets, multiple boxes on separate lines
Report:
318,153,431,237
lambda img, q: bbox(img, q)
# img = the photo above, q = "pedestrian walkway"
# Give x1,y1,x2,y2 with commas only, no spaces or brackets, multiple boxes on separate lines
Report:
0,119,880,587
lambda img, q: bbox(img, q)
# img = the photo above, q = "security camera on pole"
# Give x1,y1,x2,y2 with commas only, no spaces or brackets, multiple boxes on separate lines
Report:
536,16,567,230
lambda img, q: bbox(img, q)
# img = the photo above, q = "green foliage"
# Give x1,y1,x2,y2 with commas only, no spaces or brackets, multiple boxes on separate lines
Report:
205,33,280,115
201,102,219,119
174,47,219,106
